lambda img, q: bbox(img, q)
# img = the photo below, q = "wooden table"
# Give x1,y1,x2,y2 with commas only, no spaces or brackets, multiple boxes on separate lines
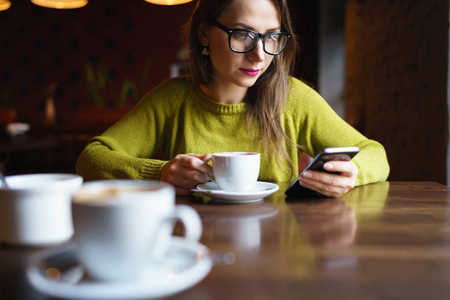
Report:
1,181,450,300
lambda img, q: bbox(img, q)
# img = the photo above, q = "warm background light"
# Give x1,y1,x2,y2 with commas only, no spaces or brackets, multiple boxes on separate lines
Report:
0,0,11,11
145,0,193,5
31,0,88,9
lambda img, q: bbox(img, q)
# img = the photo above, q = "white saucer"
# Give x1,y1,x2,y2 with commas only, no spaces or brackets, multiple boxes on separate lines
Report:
192,181,279,203
26,237,213,300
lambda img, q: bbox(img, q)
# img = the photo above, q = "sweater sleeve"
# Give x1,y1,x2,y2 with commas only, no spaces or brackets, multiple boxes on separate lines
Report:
75,139,167,181
287,78,390,186
75,78,181,181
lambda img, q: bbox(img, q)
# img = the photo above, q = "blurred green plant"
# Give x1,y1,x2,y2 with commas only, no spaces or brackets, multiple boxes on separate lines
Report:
0,89,13,108
85,59,152,107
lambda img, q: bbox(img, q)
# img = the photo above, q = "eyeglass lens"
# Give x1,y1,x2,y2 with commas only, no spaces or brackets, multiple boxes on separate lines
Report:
230,30,288,54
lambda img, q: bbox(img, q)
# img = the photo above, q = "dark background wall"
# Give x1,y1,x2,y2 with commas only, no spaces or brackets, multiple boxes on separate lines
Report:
1,0,197,123
345,0,449,184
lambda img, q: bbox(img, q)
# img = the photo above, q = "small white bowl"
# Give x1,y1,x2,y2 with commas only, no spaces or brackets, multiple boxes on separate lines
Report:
0,173,83,246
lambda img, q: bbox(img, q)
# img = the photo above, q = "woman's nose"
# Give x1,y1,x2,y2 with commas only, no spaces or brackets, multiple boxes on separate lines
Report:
247,39,265,62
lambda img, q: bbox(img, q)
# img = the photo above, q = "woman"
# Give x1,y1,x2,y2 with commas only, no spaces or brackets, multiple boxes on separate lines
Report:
76,0,389,197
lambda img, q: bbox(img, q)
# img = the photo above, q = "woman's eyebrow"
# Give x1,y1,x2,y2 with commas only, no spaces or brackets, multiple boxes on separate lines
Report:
231,22,282,32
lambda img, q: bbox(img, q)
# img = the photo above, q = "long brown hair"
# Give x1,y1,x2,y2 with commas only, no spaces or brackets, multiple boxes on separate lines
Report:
185,0,299,174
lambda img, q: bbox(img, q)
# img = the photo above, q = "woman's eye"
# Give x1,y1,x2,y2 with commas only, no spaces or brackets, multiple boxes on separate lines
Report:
267,34,280,42
233,31,249,40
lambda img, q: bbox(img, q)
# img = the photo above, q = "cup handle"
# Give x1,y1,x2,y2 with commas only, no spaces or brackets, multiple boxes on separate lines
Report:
203,157,215,183
173,205,202,241
152,205,202,258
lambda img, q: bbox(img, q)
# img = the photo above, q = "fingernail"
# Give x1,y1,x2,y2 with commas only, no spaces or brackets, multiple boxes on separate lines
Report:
303,171,312,178
324,162,334,170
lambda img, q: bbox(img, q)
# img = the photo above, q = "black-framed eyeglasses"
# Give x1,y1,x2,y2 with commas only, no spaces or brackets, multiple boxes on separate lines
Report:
210,20,291,56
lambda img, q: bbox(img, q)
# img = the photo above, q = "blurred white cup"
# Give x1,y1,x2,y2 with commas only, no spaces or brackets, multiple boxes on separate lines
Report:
0,173,83,246
71,180,202,281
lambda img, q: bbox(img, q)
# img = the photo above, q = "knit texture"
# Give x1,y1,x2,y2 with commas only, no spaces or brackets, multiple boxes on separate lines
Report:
76,76,390,185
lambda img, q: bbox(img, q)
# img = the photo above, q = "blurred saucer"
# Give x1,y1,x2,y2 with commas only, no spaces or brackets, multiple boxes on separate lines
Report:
27,237,212,300
192,181,279,203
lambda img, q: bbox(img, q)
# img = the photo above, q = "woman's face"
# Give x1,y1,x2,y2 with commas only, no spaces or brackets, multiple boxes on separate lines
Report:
202,0,281,90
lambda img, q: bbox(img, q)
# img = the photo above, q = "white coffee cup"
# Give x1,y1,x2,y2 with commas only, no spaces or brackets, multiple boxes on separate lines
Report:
0,173,83,246
71,180,202,281
204,152,260,192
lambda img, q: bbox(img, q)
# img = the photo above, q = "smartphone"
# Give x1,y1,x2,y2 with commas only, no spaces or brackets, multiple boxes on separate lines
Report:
285,147,360,197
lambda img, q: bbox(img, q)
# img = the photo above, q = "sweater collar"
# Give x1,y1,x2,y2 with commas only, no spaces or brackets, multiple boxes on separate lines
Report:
190,81,247,115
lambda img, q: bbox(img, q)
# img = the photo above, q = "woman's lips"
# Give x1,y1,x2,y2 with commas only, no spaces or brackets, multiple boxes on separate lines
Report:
239,68,260,76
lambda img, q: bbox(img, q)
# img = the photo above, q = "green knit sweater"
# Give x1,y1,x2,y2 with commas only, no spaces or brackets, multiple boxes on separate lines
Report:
76,76,389,185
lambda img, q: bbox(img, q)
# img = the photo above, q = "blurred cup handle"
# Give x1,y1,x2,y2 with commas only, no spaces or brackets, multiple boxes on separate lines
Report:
152,205,203,258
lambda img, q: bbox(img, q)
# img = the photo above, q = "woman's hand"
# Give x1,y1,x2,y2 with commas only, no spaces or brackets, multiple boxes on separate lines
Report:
299,161,358,197
160,153,213,195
